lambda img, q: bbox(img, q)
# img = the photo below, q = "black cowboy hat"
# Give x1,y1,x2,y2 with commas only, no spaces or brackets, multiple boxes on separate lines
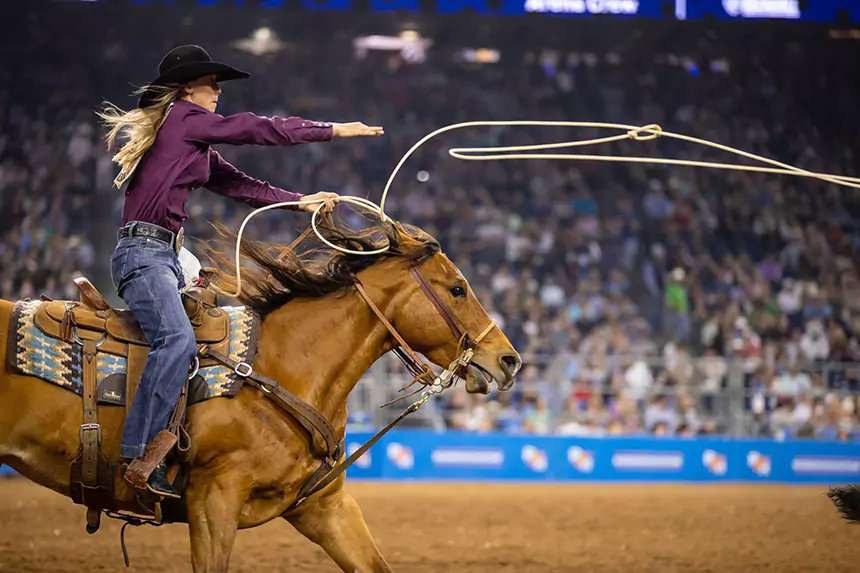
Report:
138,45,250,109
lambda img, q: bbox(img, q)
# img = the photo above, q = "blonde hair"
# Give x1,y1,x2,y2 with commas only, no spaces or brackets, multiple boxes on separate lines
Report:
97,84,184,188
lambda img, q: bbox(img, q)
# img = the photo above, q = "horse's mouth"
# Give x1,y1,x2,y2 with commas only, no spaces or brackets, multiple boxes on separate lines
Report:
464,362,502,395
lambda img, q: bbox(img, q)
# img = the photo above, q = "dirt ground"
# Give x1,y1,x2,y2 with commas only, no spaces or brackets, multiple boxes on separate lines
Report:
0,478,858,573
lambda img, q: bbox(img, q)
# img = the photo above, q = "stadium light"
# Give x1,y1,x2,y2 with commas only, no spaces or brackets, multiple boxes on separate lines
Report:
457,48,501,64
232,26,286,56
353,31,433,64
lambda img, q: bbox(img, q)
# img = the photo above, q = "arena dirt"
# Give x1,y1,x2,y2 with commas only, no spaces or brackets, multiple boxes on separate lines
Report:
0,479,857,572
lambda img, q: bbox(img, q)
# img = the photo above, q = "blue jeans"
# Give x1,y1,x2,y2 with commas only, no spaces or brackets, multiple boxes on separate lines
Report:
664,309,692,344
111,225,198,459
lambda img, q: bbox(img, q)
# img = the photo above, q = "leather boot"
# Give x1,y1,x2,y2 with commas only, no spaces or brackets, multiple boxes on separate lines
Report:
146,461,181,499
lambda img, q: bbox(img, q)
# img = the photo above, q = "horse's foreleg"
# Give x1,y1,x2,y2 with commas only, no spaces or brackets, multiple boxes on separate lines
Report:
286,487,392,573
186,474,248,573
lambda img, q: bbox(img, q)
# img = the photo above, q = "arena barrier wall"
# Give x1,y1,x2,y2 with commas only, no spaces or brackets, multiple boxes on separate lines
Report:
341,431,860,484
3,432,859,483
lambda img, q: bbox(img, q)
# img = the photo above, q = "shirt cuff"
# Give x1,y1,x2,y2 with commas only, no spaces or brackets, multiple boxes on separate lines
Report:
296,120,334,142
279,190,304,210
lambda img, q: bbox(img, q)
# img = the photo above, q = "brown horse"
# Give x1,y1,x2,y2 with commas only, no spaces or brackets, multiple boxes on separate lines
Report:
0,219,521,572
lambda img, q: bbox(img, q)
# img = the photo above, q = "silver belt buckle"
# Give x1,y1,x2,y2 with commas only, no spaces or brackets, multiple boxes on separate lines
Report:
234,362,253,378
175,227,185,254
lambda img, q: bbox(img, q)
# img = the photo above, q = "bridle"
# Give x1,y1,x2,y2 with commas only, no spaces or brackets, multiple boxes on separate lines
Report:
353,262,498,404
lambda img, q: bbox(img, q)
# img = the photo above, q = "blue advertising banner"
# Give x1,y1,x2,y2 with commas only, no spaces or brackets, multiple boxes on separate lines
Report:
4,432,859,483
342,431,860,484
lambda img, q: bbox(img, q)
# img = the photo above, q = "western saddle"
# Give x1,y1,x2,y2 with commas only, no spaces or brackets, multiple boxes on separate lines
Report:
40,274,230,533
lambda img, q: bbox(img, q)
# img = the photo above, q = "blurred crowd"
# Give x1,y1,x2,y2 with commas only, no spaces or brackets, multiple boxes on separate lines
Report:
4,5,860,440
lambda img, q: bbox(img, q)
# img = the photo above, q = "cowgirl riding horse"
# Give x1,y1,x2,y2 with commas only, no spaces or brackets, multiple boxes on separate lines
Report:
100,45,383,498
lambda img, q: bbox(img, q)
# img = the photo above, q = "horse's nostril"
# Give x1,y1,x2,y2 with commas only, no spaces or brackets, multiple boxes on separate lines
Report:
500,353,522,376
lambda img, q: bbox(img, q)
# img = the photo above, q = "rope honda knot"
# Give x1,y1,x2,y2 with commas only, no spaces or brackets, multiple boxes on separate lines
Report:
627,124,663,141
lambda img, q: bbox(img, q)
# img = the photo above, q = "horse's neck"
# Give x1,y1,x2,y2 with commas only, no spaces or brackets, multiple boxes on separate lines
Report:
253,287,393,427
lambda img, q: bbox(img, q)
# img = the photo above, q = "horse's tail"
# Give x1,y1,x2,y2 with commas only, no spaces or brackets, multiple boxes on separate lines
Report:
828,485,860,524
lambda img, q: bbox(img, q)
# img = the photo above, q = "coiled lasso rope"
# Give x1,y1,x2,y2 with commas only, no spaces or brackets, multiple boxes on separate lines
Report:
216,121,860,299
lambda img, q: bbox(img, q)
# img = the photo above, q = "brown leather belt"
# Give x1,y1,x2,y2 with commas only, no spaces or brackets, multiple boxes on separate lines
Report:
118,222,184,254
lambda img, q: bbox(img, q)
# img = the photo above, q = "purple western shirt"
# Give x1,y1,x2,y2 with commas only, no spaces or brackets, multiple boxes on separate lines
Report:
121,100,334,233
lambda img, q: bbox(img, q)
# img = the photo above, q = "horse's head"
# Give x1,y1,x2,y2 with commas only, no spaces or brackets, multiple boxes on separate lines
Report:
365,234,522,394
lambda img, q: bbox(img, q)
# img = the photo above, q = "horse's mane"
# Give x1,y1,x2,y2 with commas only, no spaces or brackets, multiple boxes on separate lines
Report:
202,215,440,317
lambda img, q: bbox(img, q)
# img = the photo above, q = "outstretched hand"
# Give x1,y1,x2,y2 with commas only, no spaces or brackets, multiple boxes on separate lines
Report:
298,191,339,213
332,122,384,138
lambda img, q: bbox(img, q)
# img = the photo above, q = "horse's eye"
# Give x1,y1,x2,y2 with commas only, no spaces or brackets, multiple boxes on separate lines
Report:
450,285,466,298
